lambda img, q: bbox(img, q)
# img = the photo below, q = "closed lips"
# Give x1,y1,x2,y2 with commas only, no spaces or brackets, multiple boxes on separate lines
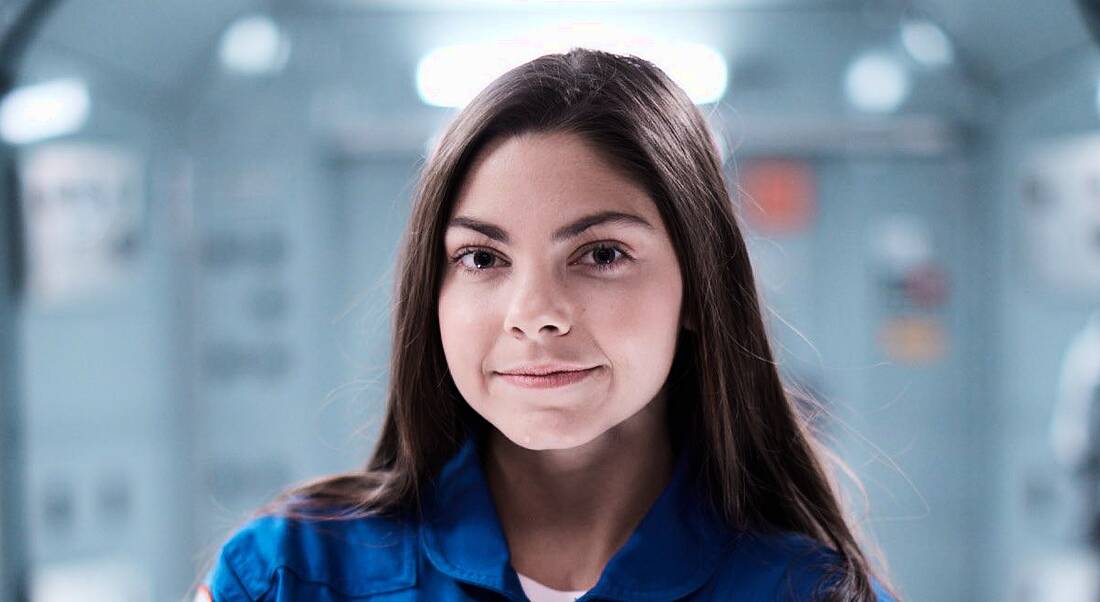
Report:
498,366,596,376
496,365,600,389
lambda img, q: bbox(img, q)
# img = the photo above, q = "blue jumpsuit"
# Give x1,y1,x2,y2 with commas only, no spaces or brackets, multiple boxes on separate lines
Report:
205,434,896,601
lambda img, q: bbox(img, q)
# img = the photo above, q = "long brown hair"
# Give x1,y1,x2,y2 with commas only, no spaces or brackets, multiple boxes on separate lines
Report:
241,48,900,601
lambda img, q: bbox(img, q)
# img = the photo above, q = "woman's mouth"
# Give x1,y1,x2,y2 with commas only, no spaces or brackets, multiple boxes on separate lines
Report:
496,366,600,389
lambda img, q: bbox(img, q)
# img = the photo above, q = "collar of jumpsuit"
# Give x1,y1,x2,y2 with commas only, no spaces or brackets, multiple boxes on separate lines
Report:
204,428,896,601
418,431,729,601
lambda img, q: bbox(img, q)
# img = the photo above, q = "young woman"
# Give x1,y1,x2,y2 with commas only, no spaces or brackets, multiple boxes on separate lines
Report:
199,48,901,601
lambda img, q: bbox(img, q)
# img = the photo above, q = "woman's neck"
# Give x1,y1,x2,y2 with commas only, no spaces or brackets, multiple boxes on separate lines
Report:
482,393,674,592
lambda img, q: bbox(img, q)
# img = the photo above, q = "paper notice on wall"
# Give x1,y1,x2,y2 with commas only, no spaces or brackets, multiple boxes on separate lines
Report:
868,214,951,364
1021,133,1100,302
19,143,143,307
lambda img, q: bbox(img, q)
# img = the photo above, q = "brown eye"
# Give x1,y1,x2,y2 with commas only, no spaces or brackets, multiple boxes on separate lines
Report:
471,250,495,269
578,243,633,273
450,243,631,276
592,246,617,265
452,248,504,273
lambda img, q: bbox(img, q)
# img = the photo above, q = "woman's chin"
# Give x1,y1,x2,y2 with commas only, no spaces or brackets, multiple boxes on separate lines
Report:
495,417,603,451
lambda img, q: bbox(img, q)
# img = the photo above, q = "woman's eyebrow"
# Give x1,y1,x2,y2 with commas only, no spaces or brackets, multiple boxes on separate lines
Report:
446,210,655,244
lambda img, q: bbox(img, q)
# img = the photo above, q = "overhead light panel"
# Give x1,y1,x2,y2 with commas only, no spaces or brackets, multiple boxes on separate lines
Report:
845,52,911,114
0,78,90,145
900,18,954,68
416,23,728,107
218,14,291,76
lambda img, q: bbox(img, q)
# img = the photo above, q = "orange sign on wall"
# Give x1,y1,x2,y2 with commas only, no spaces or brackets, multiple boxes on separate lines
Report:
739,158,816,234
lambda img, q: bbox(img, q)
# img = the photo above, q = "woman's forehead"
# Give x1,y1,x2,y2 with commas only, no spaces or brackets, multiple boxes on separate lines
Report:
449,132,660,229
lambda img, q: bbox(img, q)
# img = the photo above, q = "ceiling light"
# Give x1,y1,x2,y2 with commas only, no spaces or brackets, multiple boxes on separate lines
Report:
845,52,911,113
900,18,954,68
0,78,90,145
416,23,727,107
218,14,291,76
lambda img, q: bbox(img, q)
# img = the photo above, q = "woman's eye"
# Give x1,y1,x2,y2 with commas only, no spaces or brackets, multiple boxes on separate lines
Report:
577,244,632,271
449,243,633,275
452,249,503,272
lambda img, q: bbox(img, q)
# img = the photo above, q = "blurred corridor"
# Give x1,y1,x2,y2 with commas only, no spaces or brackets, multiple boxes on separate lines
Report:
0,1,1099,600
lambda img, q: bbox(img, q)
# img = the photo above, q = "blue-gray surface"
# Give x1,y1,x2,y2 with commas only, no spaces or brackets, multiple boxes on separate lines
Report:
4,2,1099,601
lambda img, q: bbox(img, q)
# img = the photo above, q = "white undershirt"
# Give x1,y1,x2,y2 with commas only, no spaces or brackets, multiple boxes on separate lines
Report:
515,571,589,602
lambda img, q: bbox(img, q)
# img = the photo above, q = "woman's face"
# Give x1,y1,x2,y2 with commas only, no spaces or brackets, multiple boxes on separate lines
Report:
438,131,684,451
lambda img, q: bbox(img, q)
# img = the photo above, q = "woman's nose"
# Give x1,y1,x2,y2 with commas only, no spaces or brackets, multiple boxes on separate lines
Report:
502,269,573,339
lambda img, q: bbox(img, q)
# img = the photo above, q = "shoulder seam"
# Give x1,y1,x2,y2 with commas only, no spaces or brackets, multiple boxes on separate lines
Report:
223,515,418,598
215,555,259,602
273,563,417,598
222,523,276,601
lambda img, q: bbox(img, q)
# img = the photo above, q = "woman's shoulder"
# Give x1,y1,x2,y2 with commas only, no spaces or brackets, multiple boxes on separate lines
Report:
204,509,417,601
708,529,896,601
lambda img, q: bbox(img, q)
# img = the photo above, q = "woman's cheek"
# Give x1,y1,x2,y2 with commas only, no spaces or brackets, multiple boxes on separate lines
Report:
439,285,499,387
592,273,676,327
438,289,475,372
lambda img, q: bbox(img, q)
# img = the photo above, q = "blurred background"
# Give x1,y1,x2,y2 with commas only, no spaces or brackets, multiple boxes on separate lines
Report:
0,0,1098,600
